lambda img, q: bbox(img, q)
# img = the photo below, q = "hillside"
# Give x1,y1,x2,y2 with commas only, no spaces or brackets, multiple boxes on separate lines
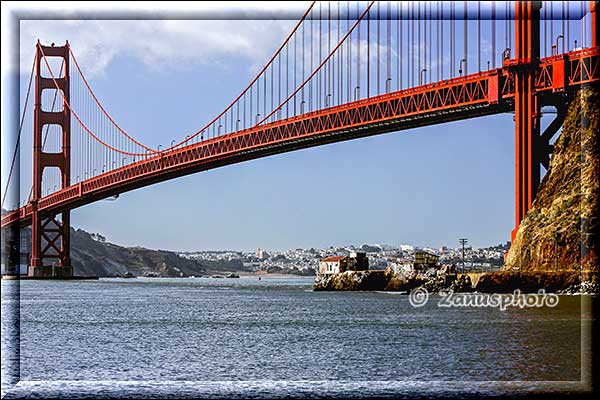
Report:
71,228,251,277
505,87,599,272
4,226,246,277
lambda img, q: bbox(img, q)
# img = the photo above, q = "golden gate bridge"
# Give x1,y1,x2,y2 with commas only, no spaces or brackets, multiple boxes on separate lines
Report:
1,1,598,277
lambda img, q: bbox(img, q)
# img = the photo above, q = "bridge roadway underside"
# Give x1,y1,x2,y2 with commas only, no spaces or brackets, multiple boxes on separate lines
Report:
10,100,512,229
99,102,511,196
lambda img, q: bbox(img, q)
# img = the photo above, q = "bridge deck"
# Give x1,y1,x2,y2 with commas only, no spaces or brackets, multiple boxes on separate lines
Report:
2,48,598,229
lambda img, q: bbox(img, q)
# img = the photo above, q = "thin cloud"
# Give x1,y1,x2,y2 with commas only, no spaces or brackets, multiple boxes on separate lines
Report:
19,19,300,77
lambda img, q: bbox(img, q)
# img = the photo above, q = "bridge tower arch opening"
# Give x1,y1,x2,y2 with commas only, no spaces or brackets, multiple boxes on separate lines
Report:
29,41,72,278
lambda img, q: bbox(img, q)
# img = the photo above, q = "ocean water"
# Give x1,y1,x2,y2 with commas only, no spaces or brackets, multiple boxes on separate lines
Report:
1,277,593,398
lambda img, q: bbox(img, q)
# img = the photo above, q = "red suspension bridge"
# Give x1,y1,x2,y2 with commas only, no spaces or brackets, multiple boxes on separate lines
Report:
1,1,599,277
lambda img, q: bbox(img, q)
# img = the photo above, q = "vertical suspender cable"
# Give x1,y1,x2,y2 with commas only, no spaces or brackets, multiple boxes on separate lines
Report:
478,1,481,71
338,1,341,105
408,3,411,87
387,1,391,92
492,2,496,68
328,1,331,104
429,2,432,82
377,2,382,94
428,2,431,82
419,3,427,83
367,7,370,97
544,3,547,56
582,1,586,49
508,2,512,54
318,2,322,109
418,2,421,83
439,1,443,80
398,1,401,90
567,1,570,51
550,2,554,54
375,1,381,94
347,1,351,102
357,2,360,100
464,1,467,75
451,2,454,76
561,1,565,53
411,3,414,86
302,18,305,109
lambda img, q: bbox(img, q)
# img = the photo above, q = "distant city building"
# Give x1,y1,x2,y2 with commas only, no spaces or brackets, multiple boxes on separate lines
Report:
90,233,106,242
387,250,441,276
414,250,440,268
256,248,269,260
349,251,369,271
387,260,413,275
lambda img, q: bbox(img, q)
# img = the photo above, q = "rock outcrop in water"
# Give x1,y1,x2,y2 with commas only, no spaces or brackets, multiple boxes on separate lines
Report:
313,269,599,294
313,270,390,291
505,87,599,272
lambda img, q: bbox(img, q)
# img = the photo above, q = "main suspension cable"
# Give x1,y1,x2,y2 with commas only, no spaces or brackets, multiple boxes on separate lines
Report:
1,56,35,209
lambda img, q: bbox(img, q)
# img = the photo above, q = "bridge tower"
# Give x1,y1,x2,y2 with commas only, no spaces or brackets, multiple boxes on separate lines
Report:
28,41,72,278
511,1,599,242
512,1,542,242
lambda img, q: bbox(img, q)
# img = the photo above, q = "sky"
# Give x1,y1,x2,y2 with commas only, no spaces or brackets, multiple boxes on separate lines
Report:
1,2,590,252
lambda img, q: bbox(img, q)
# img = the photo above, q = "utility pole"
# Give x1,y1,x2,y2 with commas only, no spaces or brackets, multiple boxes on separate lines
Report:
459,238,468,272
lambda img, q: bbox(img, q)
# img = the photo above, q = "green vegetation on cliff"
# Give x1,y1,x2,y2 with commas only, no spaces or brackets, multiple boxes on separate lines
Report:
506,87,599,272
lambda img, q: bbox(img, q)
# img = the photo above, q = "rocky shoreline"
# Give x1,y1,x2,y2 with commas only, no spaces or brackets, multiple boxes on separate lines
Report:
313,269,600,294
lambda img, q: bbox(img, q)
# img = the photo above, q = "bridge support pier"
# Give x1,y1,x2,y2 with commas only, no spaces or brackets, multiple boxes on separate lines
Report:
29,41,72,278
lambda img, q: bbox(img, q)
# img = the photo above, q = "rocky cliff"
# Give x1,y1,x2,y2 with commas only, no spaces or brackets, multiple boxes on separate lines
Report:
505,87,599,272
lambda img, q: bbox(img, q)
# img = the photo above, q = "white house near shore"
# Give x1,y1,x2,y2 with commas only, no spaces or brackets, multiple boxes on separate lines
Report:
318,252,369,275
319,255,348,274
